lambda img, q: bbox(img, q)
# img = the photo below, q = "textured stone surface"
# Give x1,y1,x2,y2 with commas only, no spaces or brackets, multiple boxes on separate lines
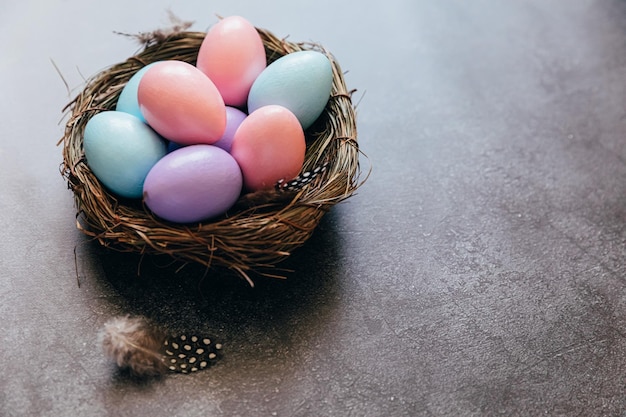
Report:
3,0,626,415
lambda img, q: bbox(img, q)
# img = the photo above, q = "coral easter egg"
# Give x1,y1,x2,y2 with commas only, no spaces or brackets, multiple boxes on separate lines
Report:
230,105,305,191
196,16,266,107
138,60,226,145
143,145,242,223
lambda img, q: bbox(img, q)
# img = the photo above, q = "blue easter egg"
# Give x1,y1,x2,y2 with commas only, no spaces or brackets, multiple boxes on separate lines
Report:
115,62,159,122
247,51,333,130
83,111,167,198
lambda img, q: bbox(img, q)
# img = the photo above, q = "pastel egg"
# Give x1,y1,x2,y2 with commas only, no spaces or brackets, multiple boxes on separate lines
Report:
115,62,159,122
212,106,247,152
166,107,247,153
83,111,167,198
138,60,226,145
143,145,242,223
196,16,266,107
230,105,305,191
247,51,333,130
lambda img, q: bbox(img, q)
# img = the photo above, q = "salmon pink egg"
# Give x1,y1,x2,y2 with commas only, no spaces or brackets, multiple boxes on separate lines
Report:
138,60,226,145
230,105,305,191
196,16,266,107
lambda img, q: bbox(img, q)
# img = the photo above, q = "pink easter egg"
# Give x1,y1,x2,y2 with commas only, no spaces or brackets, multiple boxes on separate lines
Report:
196,16,266,107
138,60,226,145
230,105,305,191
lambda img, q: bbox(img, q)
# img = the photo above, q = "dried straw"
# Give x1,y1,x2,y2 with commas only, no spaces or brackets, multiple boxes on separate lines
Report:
59,27,365,283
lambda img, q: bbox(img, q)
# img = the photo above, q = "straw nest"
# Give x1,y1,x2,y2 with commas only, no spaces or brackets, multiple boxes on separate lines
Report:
60,25,365,284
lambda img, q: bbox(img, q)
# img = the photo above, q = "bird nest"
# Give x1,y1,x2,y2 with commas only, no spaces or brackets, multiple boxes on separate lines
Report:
59,25,365,284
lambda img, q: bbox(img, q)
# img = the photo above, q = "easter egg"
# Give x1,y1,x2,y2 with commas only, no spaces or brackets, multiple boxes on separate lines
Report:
143,145,242,223
212,106,247,152
138,60,226,145
167,107,246,153
247,51,333,130
83,111,167,199
196,16,266,107
115,62,159,122
230,105,305,191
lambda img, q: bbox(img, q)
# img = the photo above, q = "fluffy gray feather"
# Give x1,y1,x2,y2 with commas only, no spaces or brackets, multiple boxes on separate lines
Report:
99,315,167,377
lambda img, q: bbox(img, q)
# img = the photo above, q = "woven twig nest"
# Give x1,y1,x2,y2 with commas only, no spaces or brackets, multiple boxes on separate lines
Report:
60,25,364,283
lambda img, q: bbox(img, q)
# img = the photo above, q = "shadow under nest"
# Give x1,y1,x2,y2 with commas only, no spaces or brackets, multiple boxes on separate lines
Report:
91,209,345,346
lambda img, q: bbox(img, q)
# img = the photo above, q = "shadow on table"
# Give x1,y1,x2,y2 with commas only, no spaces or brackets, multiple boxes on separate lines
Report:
89,210,344,380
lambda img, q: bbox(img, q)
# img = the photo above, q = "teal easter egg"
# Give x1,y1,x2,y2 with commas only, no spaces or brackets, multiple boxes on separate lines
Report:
83,111,167,198
115,62,159,122
247,51,333,130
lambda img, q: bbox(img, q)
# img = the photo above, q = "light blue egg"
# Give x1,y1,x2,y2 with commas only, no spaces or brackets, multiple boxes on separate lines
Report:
247,51,333,130
83,111,167,198
115,62,159,122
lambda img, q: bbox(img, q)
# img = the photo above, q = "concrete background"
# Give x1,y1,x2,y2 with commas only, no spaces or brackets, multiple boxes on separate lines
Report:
2,0,626,415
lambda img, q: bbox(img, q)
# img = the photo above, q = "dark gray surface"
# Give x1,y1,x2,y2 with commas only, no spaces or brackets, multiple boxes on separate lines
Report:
3,0,626,415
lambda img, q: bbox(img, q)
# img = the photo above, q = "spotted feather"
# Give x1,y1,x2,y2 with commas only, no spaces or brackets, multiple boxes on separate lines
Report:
233,162,329,209
275,162,328,192
161,334,223,374
100,316,222,377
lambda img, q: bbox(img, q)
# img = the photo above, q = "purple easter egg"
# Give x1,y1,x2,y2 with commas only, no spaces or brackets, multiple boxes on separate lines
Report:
212,106,247,152
143,145,242,223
